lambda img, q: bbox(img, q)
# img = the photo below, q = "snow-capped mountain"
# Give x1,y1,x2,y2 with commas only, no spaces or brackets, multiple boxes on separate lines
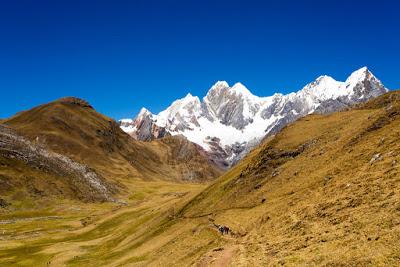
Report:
120,67,388,168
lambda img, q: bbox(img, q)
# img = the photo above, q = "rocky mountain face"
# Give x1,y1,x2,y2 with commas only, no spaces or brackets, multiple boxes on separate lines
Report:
121,67,388,168
0,124,115,202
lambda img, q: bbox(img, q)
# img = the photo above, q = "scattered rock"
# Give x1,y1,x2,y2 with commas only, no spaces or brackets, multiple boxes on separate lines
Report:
254,184,262,190
387,151,396,157
271,170,279,177
0,198,10,208
324,176,333,185
58,97,93,109
370,153,382,164
114,199,127,205
379,137,385,146
80,216,93,227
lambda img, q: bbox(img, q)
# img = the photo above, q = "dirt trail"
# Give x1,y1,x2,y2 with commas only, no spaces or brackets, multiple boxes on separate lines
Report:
196,225,240,267
211,246,236,267
197,245,236,267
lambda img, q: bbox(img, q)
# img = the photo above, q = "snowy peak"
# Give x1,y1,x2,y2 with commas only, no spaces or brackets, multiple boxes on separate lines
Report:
181,92,199,103
206,81,256,99
155,93,202,131
298,67,387,102
347,66,369,81
345,66,370,90
210,81,230,91
202,81,262,129
158,93,201,118
314,75,338,85
300,75,343,100
230,82,255,97
344,67,388,100
204,81,229,102
345,66,381,87
137,107,152,118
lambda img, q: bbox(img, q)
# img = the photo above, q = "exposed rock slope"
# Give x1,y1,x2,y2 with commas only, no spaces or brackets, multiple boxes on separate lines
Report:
0,124,115,202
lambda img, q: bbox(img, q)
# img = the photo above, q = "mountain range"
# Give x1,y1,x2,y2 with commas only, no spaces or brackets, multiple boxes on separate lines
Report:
1,73,399,266
120,67,388,168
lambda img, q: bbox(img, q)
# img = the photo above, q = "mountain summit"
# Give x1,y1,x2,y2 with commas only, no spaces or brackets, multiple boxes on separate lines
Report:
121,67,388,167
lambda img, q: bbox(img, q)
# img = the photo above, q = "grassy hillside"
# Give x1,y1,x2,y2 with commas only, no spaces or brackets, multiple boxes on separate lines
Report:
3,97,221,185
0,124,116,204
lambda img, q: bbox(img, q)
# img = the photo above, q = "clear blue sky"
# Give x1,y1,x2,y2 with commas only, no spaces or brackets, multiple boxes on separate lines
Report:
1,0,399,119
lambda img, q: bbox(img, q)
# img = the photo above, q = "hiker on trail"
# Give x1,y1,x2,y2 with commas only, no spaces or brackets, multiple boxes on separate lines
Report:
212,222,230,235
224,226,230,235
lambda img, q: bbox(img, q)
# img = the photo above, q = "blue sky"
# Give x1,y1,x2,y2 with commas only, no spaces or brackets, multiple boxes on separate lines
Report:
0,0,399,119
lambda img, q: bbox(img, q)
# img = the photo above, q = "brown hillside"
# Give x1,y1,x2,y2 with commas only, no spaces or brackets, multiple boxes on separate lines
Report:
1,97,222,201
0,124,116,203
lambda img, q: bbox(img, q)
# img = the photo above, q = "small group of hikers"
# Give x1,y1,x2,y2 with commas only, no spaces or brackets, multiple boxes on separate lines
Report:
210,219,231,236
217,225,230,235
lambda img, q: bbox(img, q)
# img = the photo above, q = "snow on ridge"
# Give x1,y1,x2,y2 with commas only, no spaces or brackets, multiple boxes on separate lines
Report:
210,80,230,89
120,66,388,165
298,75,345,100
231,82,256,97
155,92,201,128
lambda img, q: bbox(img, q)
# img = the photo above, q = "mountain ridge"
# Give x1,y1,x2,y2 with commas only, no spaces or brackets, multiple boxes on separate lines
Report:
121,67,388,167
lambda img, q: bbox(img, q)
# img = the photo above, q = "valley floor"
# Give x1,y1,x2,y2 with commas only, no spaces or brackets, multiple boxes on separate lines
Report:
0,180,221,266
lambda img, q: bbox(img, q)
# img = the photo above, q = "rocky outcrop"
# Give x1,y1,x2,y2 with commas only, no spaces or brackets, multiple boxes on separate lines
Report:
58,97,93,109
119,108,170,141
